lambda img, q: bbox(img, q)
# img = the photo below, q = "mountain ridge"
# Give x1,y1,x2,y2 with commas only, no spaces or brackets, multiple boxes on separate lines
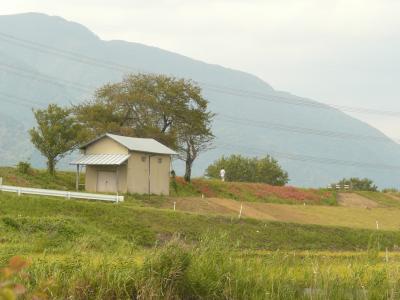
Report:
0,12,399,188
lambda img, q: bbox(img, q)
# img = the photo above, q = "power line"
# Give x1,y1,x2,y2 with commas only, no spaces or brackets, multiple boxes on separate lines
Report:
218,114,400,144
1,32,400,170
0,32,133,73
1,64,400,144
218,141,400,171
1,67,399,171
1,31,400,117
0,62,95,92
0,91,48,107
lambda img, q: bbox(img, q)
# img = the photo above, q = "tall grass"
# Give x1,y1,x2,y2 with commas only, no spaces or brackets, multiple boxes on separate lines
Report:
7,233,400,299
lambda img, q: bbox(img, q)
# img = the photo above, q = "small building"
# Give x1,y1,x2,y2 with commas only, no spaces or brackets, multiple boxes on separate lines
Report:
71,133,176,195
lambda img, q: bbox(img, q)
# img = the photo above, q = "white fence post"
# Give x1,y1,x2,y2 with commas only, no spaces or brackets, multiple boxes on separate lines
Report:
238,203,243,219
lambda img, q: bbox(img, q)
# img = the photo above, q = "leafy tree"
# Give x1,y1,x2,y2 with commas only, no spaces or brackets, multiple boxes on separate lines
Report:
334,177,378,191
75,73,214,181
205,154,289,185
30,104,82,175
176,99,214,182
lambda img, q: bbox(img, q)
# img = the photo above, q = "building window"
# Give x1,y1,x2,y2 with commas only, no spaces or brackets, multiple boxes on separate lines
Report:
158,158,163,164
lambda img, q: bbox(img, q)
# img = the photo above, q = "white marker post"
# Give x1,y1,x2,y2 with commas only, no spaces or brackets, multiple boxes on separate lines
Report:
173,201,176,211
238,203,243,219
376,220,379,230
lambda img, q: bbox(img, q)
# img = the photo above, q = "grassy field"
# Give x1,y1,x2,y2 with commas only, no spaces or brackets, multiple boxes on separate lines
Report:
1,192,400,299
3,236,400,299
2,167,400,298
138,196,400,231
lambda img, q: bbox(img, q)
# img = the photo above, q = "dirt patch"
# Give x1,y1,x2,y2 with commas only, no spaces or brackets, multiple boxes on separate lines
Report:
337,193,378,208
159,196,400,230
207,198,278,220
163,197,239,216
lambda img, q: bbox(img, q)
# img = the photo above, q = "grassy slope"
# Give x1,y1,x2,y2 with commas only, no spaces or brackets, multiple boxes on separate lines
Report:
0,167,337,205
1,192,400,256
357,191,400,208
3,168,400,298
0,167,78,190
171,177,338,205
138,197,400,230
2,167,400,230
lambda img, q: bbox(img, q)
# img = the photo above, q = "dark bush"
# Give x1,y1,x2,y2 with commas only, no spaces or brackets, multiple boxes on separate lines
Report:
206,154,289,185
16,161,32,174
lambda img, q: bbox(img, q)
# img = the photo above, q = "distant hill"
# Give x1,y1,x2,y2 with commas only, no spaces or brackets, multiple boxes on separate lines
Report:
0,12,399,188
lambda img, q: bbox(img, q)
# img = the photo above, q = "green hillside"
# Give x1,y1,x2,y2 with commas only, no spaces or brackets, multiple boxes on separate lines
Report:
1,189,400,298
0,167,336,205
2,167,400,298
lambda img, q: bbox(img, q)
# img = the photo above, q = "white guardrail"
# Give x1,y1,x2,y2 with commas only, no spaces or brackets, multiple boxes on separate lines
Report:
0,183,123,203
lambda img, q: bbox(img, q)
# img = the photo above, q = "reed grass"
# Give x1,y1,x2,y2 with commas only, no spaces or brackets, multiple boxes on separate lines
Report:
5,234,400,299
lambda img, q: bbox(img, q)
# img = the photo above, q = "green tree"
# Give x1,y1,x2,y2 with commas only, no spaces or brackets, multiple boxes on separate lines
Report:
205,154,289,185
75,73,214,181
30,104,82,175
177,109,214,182
335,177,378,191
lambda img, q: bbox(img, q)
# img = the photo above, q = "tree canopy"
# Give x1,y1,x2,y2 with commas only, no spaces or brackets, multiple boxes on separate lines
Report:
75,73,214,181
29,104,83,175
205,154,289,185
334,178,378,191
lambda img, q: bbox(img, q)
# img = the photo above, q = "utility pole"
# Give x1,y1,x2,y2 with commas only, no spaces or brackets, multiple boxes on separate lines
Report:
148,154,155,200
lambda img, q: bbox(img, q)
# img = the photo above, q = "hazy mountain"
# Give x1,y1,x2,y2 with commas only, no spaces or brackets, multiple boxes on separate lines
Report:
0,12,399,188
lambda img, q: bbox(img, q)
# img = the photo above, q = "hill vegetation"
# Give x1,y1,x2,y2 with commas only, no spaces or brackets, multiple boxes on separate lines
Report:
171,177,337,205
0,190,400,298
1,167,400,297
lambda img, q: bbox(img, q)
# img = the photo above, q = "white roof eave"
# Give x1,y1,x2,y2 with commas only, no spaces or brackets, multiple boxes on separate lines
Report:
70,154,131,166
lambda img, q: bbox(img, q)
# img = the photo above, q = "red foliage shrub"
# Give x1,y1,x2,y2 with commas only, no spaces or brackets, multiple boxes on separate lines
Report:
191,180,217,197
239,183,329,202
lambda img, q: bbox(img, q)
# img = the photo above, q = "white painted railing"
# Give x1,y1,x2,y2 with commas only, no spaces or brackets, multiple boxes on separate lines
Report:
0,184,123,203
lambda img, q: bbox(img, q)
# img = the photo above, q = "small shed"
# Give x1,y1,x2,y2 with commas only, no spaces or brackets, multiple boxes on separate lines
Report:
71,133,177,195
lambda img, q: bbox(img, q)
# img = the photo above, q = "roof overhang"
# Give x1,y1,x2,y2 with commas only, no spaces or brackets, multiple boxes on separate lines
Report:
70,154,131,166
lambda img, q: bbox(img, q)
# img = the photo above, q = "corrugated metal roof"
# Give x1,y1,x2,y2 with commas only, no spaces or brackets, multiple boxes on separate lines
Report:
70,154,131,165
81,133,177,155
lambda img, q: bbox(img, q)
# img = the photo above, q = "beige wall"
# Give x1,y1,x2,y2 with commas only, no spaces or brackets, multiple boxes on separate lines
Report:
85,165,127,193
85,165,97,192
127,152,171,195
83,136,171,195
85,137,128,155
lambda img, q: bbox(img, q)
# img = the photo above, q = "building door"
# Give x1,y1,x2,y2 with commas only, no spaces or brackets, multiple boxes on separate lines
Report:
97,171,117,193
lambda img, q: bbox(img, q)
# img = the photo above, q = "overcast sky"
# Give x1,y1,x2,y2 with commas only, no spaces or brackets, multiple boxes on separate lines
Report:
3,0,400,139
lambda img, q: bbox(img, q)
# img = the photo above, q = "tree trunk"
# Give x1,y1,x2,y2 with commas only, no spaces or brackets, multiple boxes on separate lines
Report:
184,159,193,182
47,158,56,176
